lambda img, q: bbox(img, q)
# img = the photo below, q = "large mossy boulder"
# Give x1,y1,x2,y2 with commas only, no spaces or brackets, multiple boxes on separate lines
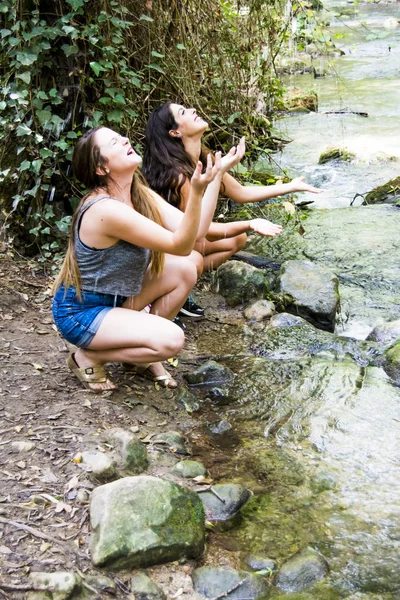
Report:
382,340,400,386
274,548,329,592
318,147,355,164
90,476,205,569
192,566,269,600
364,176,400,205
284,87,318,112
214,261,268,307
278,260,339,331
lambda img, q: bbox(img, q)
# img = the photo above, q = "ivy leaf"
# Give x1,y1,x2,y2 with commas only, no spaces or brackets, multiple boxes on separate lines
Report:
16,124,32,136
176,43,186,50
89,61,105,76
139,14,153,22
0,101,6,110
107,110,123,123
61,43,78,57
66,0,85,8
0,28,11,38
113,93,126,106
19,160,31,171
16,72,31,85
151,50,164,58
147,63,165,74
16,52,38,66
31,159,43,175
40,149,54,159
36,109,52,125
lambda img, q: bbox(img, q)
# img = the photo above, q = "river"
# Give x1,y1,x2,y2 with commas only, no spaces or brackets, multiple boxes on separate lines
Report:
192,3,400,598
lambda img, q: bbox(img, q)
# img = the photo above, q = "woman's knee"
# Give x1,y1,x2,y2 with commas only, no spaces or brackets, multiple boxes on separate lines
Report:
177,256,198,287
188,250,204,277
160,323,185,356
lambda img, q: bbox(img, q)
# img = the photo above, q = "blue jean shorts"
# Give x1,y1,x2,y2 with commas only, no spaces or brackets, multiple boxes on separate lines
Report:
52,286,127,348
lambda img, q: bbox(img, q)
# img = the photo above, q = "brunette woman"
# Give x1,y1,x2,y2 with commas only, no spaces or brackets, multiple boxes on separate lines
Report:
52,126,223,392
143,102,320,276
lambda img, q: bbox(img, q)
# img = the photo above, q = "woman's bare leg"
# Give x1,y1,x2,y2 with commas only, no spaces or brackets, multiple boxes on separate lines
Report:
73,255,196,390
195,233,247,272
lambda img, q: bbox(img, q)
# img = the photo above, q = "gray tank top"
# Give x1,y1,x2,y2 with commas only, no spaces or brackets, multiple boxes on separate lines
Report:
75,195,151,297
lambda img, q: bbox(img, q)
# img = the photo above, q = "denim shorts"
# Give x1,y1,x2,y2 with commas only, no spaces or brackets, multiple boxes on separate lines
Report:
52,286,127,348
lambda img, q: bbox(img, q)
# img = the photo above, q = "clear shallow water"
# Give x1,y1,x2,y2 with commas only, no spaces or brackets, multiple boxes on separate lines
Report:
270,1,400,208
197,7,400,595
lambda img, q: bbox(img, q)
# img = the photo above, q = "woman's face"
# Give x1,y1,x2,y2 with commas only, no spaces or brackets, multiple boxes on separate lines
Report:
169,104,208,138
95,127,141,176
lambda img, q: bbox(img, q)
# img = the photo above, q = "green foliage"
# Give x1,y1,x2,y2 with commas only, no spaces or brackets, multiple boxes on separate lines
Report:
0,0,292,258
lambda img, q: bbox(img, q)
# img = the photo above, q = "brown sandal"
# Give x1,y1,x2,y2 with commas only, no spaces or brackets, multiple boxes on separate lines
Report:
134,362,178,389
66,354,116,393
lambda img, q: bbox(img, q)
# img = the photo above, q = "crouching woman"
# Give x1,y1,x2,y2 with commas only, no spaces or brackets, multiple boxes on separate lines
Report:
52,126,219,392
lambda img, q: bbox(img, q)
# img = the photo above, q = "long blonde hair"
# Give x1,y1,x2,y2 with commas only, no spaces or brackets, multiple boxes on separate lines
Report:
53,127,165,295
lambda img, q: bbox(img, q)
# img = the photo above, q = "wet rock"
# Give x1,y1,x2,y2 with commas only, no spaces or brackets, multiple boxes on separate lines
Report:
278,260,339,331
310,471,337,493
284,87,318,112
84,574,116,595
80,451,116,481
103,428,148,474
130,572,167,600
382,340,400,386
244,300,276,322
192,566,269,599
184,360,234,386
269,312,313,328
274,548,329,592
367,319,400,346
177,388,202,413
198,483,251,530
90,476,205,568
365,176,400,204
207,419,232,435
318,147,355,164
171,460,208,478
152,431,190,455
214,261,268,307
384,17,399,28
27,571,81,600
246,555,277,573
205,387,234,405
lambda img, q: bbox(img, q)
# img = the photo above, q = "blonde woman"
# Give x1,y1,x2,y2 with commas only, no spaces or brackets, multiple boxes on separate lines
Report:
52,126,223,392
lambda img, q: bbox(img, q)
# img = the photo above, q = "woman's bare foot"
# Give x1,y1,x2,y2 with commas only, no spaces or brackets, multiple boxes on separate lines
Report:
70,350,116,392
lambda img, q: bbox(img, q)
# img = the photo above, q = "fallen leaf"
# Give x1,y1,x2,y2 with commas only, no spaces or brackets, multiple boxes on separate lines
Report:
54,501,72,514
171,588,184,598
130,425,139,433
32,363,44,371
0,545,12,554
82,398,92,408
65,474,80,493
16,460,26,469
40,541,52,552
36,330,49,335
282,201,296,216
72,453,82,464
14,425,24,433
167,357,179,368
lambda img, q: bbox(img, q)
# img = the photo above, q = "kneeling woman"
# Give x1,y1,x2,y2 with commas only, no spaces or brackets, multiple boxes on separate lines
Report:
52,126,219,392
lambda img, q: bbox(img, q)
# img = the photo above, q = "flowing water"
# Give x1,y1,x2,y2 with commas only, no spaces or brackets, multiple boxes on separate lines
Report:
194,4,400,597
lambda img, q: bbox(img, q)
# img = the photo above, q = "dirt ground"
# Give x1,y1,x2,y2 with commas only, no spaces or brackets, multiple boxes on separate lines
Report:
0,254,247,599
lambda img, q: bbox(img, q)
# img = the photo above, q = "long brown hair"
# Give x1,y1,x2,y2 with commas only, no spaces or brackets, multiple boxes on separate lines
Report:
53,127,165,295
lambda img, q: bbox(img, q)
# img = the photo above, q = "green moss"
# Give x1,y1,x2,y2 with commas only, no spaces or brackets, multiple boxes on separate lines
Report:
365,176,400,204
318,147,355,165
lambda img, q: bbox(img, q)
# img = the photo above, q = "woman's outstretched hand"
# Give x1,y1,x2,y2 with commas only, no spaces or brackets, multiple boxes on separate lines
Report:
221,136,246,173
289,176,322,194
249,218,283,237
190,152,222,194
